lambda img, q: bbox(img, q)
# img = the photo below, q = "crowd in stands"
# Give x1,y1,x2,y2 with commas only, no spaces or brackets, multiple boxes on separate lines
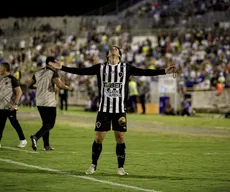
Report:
0,0,229,38
0,0,229,113
0,25,230,106
124,0,230,27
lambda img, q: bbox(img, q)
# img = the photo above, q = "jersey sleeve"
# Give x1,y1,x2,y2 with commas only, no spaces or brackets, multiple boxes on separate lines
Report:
129,64,166,76
61,64,100,75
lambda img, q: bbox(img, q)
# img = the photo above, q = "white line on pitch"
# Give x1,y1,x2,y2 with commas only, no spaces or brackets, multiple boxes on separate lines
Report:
0,158,160,192
1,146,39,154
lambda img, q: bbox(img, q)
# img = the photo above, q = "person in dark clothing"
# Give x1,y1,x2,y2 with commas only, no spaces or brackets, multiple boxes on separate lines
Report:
0,62,27,148
163,98,175,115
59,73,70,111
59,89,68,110
181,98,191,116
49,46,177,175
28,56,72,151
29,90,36,107
138,80,150,114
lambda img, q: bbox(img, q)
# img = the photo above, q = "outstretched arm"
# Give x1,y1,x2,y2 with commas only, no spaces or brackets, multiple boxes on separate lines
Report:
49,60,100,75
130,64,177,76
130,65,166,76
61,64,99,75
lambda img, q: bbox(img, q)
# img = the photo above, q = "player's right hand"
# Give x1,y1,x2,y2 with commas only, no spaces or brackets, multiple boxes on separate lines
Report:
9,104,18,111
49,60,62,69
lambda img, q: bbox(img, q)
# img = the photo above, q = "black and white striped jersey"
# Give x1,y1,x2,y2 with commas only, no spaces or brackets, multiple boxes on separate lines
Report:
61,62,166,113
32,67,59,107
0,75,19,109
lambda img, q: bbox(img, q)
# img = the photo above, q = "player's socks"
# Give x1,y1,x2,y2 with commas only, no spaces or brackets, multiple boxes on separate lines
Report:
116,143,126,168
92,141,102,166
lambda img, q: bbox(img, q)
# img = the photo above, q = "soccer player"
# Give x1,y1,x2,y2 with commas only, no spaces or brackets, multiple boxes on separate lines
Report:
28,56,72,151
0,62,27,148
49,46,177,175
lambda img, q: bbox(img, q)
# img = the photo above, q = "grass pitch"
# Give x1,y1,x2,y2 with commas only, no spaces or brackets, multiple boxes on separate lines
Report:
0,107,230,192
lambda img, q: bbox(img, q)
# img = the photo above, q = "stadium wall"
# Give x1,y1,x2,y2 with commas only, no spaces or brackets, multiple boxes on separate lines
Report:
67,88,230,114
189,89,230,113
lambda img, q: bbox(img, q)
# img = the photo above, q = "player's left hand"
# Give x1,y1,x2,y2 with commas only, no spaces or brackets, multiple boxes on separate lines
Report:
165,64,176,74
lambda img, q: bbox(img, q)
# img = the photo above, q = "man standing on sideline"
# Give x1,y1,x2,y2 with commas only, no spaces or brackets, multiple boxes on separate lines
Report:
138,79,150,114
0,62,27,148
59,88,69,110
28,56,72,151
49,46,177,175
59,73,70,111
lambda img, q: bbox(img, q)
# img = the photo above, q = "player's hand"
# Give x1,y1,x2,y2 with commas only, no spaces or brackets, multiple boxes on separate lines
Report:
49,60,62,69
10,104,18,111
68,85,73,91
165,64,176,74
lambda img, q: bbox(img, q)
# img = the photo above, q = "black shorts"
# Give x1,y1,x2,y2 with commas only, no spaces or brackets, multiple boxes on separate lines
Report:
94,112,127,132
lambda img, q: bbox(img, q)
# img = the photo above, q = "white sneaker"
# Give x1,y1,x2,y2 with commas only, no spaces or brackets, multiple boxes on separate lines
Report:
18,139,27,148
118,168,128,176
85,164,96,175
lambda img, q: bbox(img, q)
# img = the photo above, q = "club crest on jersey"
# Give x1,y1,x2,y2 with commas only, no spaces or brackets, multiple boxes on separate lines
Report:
119,72,123,77
118,117,126,126
96,121,101,128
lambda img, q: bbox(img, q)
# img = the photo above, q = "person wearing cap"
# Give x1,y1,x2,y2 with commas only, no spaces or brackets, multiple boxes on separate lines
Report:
0,62,27,148
28,56,73,151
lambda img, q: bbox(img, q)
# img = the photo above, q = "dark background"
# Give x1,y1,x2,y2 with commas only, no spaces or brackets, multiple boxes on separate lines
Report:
0,0,130,18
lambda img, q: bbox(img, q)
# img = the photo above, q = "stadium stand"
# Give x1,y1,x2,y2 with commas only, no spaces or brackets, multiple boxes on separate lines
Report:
0,0,229,113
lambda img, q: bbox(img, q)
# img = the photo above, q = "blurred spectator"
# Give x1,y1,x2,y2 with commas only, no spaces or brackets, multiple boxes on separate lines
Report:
29,90,36,107
163,98,175,115
181,98,191,116
138,80,150,114
210,73,218,88
128,76,139,113
216,72,225,96
59,88,69,111
0,50,4,63
59,73,71,111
